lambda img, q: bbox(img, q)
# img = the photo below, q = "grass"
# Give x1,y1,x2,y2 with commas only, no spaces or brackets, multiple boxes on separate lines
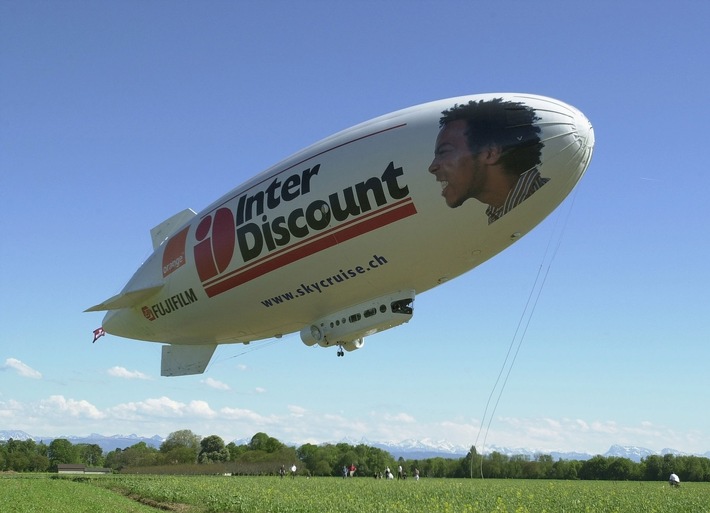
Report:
0,474,158,513
2,474,709,513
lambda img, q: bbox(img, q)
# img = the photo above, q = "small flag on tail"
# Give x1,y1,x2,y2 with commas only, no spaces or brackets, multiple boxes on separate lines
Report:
92,327,106,343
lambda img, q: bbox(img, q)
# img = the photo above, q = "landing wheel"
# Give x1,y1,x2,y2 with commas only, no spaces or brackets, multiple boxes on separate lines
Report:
337,345,344,357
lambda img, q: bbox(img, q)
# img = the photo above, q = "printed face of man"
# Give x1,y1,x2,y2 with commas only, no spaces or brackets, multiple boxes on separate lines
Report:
428,120,488,208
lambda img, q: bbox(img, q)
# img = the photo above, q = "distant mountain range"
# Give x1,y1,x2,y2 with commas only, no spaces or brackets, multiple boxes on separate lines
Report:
346,438,709,462
2,430,708,462
0,430,164,453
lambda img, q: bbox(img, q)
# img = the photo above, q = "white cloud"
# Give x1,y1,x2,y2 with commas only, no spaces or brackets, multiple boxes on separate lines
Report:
187,400,216,418
288,405,307,417
39,395,105,419
474,417,696,455
110,396,187,419
4,358,42,379
220,406,273,424
202,377,230,390
0,399,24,420
575,419,590,431
255,387,267,394
590,420,619,434
1,393,706,455
436,420,480,442
108,396,218,421
107,366,151,380
383,412,416,424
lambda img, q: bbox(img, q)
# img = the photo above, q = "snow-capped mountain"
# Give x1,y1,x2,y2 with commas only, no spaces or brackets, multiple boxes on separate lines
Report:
604,444,655,462
0,430,34,441
369,438,470,459
359,441,706,462
2,431,707,461
0,431,164,452
59,433,165,452
603,445,696,462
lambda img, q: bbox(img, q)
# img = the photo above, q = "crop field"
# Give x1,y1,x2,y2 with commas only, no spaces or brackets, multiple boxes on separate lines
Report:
2,474,709,513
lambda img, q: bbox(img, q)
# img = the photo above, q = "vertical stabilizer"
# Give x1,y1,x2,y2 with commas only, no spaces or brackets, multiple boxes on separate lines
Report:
150,209,196,249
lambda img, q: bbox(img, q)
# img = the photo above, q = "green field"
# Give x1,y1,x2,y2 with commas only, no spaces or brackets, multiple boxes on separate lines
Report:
2,474,709,513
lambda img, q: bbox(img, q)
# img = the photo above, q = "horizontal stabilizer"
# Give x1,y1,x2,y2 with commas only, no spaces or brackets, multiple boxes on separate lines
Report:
84,284,163,312
161,344,217,376
151,208,196,250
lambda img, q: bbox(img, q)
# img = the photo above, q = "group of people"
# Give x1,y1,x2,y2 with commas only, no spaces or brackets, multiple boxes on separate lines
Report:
281,462,424,480
341,463,357,478
282,463,676,484
279,464,298,478
374,465,419,481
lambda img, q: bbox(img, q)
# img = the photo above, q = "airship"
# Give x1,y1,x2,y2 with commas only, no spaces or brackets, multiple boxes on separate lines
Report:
87,93,594,376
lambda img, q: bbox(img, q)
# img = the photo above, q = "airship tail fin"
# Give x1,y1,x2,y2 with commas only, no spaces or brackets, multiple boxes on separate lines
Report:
150,209,196,250
84,284,164,312
161,344,217,376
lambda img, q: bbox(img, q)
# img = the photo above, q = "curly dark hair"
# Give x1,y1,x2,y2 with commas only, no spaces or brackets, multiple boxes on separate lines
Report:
439,98,544,177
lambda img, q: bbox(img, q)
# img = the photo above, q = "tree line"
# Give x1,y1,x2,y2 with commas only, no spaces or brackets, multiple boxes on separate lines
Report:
2,431,709,482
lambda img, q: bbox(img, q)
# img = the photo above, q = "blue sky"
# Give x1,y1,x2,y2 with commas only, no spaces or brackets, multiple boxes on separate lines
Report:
1,1,708,456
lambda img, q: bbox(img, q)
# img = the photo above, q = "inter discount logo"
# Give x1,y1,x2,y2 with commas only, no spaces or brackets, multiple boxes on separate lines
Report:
192,161,415,298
